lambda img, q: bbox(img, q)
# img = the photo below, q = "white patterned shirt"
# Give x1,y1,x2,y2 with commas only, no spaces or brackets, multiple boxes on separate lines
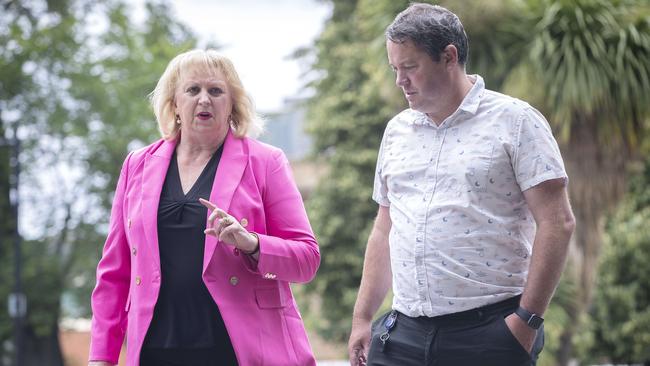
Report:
373,75,568,317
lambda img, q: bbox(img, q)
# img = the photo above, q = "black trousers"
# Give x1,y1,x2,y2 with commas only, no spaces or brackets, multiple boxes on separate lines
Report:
140,346,238,366
367,296,544,366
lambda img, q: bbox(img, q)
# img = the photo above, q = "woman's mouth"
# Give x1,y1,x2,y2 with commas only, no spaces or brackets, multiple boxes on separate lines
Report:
197,112,212,120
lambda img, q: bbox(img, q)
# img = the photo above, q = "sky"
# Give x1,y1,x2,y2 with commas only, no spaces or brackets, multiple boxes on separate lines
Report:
156,0,332,113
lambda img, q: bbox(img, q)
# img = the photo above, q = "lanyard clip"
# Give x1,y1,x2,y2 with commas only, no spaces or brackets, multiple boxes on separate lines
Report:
379,310,398,353
384,310,398,331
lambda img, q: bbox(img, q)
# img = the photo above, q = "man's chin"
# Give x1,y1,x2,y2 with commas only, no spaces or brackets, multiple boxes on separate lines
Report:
409,103,426,113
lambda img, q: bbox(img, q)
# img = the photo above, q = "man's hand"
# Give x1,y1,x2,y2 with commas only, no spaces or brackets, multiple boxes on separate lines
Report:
348,318,371,366
504,313,537,353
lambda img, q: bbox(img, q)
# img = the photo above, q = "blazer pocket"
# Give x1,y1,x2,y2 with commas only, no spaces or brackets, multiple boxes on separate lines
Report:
255,287,286,309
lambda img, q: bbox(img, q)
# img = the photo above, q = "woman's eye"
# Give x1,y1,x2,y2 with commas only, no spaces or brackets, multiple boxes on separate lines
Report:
186,86,200,94
209,87,223,96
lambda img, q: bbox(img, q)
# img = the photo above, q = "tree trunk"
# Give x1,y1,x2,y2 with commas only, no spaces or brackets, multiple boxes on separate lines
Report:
23,321,64,366
555,115,630,365
556,207,605,366
0,116,10,257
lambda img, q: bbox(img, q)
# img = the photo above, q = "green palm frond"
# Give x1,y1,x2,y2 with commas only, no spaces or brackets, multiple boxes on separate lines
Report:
497,0,650,151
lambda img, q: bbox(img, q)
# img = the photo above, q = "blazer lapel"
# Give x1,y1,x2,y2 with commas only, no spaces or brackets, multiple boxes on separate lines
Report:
203,130,248,273
141,139,176,271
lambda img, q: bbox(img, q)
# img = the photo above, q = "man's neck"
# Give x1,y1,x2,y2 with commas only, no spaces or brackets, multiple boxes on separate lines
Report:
427,72,474,125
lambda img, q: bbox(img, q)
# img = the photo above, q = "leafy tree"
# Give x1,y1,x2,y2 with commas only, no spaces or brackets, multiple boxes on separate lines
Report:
0,0,197,363
1,1,84,362
583,158,650,364
468,1,650,363
0,124,15,365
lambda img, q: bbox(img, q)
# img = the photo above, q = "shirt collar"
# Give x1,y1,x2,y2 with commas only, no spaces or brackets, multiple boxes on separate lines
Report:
459,74,484,115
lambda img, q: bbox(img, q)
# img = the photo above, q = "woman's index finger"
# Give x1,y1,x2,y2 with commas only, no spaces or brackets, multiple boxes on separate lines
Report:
199,198,217,210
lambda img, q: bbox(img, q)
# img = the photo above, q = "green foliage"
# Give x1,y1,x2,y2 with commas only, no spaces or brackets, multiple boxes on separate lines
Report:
502,0,650,150
1,1,83,359
447,0,526,89
303,0,409,341
0,0,197,361
64,1,196,207
582,159,650,364
0,123,14,357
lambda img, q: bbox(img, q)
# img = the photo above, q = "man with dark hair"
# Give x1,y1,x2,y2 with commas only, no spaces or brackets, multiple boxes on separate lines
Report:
348,3,575,366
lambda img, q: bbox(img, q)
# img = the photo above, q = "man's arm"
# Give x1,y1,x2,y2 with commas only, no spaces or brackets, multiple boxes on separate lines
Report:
506,177,576,351
348,205,393,366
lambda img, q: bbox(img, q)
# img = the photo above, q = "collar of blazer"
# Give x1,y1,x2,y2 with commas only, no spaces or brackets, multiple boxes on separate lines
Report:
138,129,248,273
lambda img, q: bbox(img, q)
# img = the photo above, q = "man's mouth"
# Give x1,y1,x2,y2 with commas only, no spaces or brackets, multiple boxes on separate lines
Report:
404,91,417,100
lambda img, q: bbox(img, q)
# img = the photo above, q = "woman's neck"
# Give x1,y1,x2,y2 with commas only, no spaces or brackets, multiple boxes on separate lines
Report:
176,134,224,164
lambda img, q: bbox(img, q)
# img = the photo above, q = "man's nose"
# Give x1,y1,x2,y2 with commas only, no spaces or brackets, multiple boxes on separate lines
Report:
396,71,408,87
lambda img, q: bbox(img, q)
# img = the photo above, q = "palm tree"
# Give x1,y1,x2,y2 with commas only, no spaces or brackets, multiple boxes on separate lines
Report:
468,0,650,363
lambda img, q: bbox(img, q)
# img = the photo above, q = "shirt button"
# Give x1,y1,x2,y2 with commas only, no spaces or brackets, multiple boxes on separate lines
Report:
135,276,141,285
416,237,422,242
132,247,137,256
240,218,248,227
128,219,132,229
230,276,239,286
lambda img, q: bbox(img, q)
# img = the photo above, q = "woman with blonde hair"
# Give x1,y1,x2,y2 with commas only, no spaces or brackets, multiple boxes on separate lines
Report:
88,49,320,366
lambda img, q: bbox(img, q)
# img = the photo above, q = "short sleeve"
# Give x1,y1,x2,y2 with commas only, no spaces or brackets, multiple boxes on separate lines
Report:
512,106,568,191
372,128,390,207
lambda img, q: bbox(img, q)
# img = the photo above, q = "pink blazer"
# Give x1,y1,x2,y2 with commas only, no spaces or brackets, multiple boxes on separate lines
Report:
89,131,320,365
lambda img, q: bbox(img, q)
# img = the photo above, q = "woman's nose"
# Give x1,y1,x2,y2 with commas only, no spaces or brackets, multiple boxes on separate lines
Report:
198,90,211,105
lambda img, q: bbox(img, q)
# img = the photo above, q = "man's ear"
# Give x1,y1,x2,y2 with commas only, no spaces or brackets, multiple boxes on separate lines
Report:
443,44,459,66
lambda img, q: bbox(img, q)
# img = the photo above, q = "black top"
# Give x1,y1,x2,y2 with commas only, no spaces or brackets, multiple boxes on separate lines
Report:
143,146,236,361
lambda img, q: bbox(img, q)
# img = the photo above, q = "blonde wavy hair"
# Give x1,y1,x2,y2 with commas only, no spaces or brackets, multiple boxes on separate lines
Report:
150,49,263,140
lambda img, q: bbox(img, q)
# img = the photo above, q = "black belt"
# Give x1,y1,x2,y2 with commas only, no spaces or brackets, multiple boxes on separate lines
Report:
412,295,521,326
